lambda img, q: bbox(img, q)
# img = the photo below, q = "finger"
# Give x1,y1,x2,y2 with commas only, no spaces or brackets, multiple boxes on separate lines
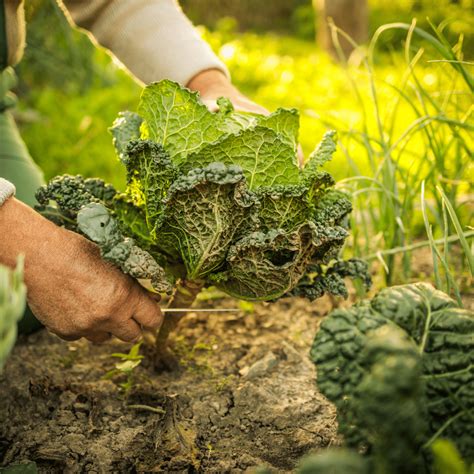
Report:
86,331,112,345
133,293,163,331
50,330,81,342
110,318,142,343
202,98,219,112
147,291,162,303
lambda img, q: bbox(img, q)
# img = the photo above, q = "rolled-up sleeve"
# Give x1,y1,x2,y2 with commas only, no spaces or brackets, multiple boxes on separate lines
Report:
59,0,229,85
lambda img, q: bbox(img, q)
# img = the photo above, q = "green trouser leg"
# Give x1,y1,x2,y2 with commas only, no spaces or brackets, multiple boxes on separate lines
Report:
1,69,45,334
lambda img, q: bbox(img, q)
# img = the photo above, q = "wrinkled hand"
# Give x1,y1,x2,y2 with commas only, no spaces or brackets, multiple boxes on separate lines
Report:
0,198,163,343
187,68,269,115
187,69,304,166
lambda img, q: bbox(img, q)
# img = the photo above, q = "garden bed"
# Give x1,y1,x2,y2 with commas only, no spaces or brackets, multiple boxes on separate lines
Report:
0,296,339,473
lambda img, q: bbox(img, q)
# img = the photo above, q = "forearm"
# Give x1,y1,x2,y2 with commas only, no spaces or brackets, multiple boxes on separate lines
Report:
60,0,229,86
0,198,66,280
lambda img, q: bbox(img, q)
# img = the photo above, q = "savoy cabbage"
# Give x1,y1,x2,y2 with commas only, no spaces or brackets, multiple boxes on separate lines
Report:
36,80,369,304
310,283,474,473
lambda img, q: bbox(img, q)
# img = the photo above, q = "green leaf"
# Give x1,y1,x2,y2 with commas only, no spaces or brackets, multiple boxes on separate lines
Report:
313,189,352,227
138,80,224,164
311,283,474,466
77,203,172,293
109,111,143,163
0,258,26,371
184,126,300,189
210,224,319,301
432,439,468,474
255,184,310,231
258,107,300,150
302,130,338,189
155,163,258,279
123,140,178,232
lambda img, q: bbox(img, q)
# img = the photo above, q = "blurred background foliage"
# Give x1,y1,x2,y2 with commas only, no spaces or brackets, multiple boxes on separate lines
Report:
12,0,473,293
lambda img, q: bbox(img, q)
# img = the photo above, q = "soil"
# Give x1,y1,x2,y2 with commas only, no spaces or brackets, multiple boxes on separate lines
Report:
0,295,343,473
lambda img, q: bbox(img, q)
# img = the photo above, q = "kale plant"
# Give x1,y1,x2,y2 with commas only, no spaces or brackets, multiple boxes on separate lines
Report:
36,80,370,362
310,283,474,473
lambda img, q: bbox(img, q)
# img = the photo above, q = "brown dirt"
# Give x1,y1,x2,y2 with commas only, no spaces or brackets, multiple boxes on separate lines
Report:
0,295,342,473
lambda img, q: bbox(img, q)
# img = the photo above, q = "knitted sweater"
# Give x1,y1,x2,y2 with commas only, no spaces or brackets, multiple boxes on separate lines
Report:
3,0,228,85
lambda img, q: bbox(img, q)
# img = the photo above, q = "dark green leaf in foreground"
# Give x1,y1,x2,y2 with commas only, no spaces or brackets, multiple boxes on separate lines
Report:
311,283,474,467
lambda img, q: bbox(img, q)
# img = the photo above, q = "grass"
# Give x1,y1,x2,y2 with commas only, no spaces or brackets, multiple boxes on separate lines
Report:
323,20,473,288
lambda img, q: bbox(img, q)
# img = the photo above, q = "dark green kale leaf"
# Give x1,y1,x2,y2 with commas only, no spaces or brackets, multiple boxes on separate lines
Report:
109,111,143,163
77,203,172,293
311,283,474,467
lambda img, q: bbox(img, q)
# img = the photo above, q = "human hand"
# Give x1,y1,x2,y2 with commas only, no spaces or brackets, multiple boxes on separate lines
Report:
187,68,269,114
0,198,163,344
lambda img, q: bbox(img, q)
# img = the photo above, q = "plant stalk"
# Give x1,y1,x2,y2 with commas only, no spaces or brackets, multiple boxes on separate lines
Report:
153,279,204,368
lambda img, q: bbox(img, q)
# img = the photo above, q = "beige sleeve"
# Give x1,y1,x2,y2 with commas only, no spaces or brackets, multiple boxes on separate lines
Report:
58,0,229,85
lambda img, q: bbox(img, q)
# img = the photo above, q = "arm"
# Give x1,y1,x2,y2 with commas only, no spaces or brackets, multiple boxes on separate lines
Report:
0,195,163,343
59,0,266,113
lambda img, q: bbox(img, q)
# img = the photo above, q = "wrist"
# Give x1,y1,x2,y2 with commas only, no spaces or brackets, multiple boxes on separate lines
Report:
0,178,16,207
187,68,239,99
0,198,70,280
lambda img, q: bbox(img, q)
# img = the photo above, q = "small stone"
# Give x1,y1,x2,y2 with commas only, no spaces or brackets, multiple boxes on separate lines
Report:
244,352,279,380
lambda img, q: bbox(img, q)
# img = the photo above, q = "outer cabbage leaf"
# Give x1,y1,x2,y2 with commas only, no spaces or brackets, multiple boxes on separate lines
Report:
258,107,299,150
255,184,309,231
77,203,171,293
184,126,300,189
154,163,258,279
313,189,352,227
112,193,154,247
210,222,342,301
123,140,178,232
290,258,372,300
138,81,301,168
138,80,225,164
109,111,142,162
303,130,338,180
311,283,474,463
